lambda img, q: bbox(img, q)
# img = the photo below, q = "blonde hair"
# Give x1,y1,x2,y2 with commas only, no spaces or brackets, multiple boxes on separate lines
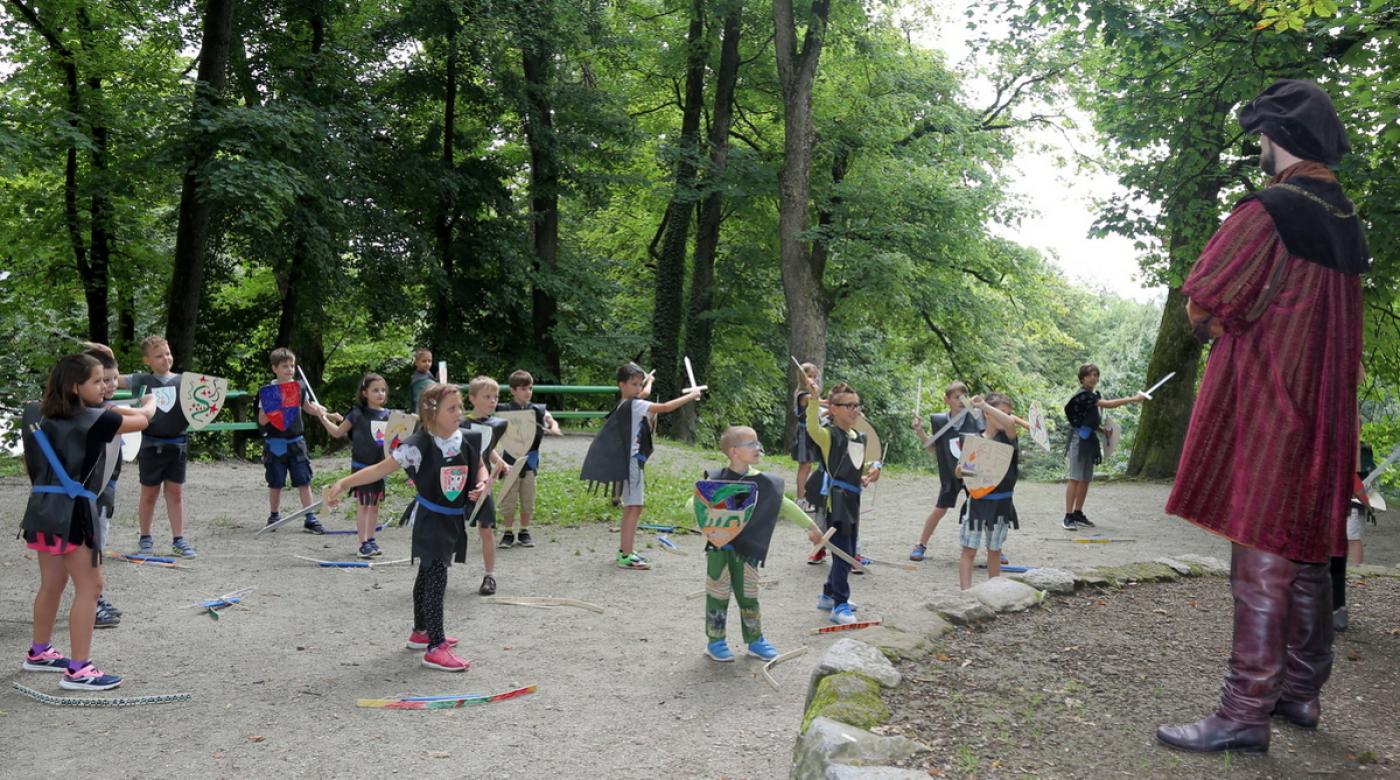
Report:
467,375,499,397
985,392,1014,412
138,335,168,355
719,425,757,452
944,380,968,399
418,382,461,419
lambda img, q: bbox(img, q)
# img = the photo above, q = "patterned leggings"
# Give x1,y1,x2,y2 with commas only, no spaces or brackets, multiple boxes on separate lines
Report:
705,549,762,643
412,560,449,647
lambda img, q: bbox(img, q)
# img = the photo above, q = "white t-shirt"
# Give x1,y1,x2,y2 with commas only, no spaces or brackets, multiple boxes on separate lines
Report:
627,399,653,457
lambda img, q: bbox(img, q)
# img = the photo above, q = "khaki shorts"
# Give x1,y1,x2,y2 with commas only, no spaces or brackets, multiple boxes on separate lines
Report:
620,458,645,507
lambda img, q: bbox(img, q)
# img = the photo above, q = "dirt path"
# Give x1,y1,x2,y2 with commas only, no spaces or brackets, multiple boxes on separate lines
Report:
2,435,1396,778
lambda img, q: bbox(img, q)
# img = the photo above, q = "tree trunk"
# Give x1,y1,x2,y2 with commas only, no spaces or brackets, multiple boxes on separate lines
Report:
650,0,708,432
675,0,743,442
76,8,112,345
165,0,235,370
773,0,832,449
430,10,460,357
521,35,562,381
1125,286,1201,478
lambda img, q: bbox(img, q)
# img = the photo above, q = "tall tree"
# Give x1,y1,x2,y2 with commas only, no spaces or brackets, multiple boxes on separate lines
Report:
773,0,832,445
649,0,709,423
165,0,235,369
520,21,563,381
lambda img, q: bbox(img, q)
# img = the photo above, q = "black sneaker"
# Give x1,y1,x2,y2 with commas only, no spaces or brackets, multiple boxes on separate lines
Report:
1061,514,1078,531
98,595,122,618
358,541,375,559
265,512,280,532
517,530,534,548
303,514,326,535
497,531,515,549
1073,511,1096,528
95,601,120,629
478,574,497,595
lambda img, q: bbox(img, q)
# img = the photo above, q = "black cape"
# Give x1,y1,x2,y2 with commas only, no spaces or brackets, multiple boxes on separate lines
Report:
1242,177,1369,275
579,400,651,491
703,466,784,567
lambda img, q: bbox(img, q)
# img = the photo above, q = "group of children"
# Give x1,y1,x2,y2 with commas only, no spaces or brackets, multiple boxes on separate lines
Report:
17,341,1164,684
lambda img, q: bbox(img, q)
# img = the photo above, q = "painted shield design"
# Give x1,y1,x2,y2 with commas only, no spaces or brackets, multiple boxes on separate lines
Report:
852,418,882,465
151,386,178,414
179,372,229,431
958,435,1015,499
693,480,756,548
496,410,538,460
1103,416,1121,458
370,420,388,447
383,411,418,458
258,382,302,432
440,465,469,501
1028,400,1051,453
121,431,140,462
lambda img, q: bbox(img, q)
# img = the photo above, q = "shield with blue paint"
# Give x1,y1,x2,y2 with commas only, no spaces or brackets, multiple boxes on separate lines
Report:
259,382,302,432
692,479,756,548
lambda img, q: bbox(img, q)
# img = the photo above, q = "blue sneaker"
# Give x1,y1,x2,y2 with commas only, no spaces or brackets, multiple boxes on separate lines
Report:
817,595,857,612
60,662,122,691
368,539,384,557
171,537,197,558
910,544,927,562
137,535,154,555
705,640,734,662
747,638,780,661
23,646,69,672
830,604,858,625
357,541,375,559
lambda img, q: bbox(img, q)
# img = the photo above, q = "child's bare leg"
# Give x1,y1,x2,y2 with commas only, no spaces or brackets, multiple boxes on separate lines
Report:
1348,540,1363,565
959,546,976,590
918,507,948,546
64,554,103,662
268,487,282,515
1071,481,1090,513
32,553,69,646
356,503,371,543
164,482,185,537
987,548,1002,579
498,481,518,531
366,504,380,536
1064,480,1077,513
297,484,314,509
519,473,535,529
479,526,495,571
138,484,160,536
796,463,811,501
620,505,643,555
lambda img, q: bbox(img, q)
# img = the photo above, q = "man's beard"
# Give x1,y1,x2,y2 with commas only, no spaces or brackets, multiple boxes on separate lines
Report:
1260,144,1278,176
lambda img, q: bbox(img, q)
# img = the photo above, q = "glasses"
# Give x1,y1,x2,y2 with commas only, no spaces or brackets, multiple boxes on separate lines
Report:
735,441,764,451
831,402,862,410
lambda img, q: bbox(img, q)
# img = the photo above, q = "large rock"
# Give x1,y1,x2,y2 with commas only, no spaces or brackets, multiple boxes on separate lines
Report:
1008,567,1077,595
810,638,902,690
1173,554,1229,575
824,766,931,779
1155,557,1193,576
966,577,1043,612
801,672,890,732
925,592,995,625
791,717,927,780
1350,563,1400,579
863,605,954,660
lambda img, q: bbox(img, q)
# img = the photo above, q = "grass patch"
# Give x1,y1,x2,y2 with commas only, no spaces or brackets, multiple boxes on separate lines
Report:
0,453,23,478
309,461,699,530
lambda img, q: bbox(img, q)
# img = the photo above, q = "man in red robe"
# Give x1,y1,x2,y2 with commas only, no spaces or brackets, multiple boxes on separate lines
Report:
1157,80,1369,754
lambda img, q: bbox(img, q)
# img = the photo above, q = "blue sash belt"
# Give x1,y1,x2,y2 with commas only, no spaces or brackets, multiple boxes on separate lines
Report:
265,435,304,457
980,490,1014,501
415,496,466,517
29,429,97,501
820,473,863,496
526,451,540,470
143,434,188,445
351,460,371,471
1076,426,1093,440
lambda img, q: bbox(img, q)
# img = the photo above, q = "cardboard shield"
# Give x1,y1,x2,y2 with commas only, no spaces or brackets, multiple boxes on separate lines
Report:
121,431,140,462
151,385,178,414
1028,400,1051,453
370,420,388,449
852,417,881,466
1103,416,1122,458
692,480,756,547
383,411,418,458
179,372,229,431
1368,488,1387,512
958,435,1015,499
440,465,469,501
259,382,302,432
496,410,538,460
99,435,122,491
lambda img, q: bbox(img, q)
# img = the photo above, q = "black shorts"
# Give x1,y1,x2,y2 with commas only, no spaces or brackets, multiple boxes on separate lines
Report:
936,477,965,509
138,443,188,486
469,495,496,529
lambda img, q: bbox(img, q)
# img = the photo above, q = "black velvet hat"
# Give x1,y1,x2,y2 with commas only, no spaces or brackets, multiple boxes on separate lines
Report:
1239,79,1349,165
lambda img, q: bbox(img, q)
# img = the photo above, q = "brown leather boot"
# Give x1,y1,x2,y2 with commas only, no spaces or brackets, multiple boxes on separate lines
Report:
1272,559,1333,729
1157,544,1295,754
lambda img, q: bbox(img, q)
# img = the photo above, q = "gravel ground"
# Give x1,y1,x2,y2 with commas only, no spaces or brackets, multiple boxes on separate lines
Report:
2,434,1396,778
882,576,1400,778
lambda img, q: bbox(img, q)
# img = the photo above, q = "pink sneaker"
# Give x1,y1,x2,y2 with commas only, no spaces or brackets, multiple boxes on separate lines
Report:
60,663,123,691
23,646,69,673
406,631,460,650
421,643,471,672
